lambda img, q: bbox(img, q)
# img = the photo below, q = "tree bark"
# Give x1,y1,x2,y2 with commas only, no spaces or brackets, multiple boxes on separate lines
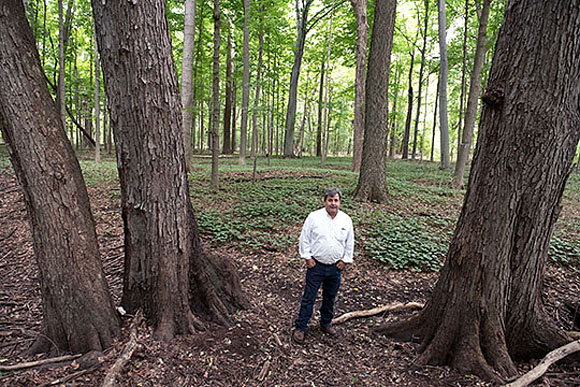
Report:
316,59,324,157
181,0,196,169
91,0,246,341
320,0,335,164
0,0,120,354
251,19,264,158
352,0,396,203
93,23,101,163
436,0,450,169
350,0,368,172
378,1,580,382
452,0,491,188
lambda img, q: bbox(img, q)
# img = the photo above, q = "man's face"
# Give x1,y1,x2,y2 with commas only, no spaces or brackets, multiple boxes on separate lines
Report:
324,194,341,218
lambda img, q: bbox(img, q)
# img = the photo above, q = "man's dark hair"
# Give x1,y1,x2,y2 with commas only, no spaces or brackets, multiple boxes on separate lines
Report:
324,187,342,201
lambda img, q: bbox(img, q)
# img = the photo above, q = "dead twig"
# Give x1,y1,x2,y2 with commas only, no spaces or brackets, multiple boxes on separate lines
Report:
332,302,424,325
257,360,271,381
505,339,580,387
46,364,103,386
101,310,144,387
0,354,81,371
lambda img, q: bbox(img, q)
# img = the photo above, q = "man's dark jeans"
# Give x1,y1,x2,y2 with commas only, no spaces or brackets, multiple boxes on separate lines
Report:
295,262,342,331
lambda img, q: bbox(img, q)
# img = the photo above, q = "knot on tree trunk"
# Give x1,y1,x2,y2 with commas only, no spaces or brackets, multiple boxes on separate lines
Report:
482,87,504,107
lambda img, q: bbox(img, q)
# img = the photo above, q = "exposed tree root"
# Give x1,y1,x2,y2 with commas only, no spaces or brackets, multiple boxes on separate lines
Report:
333,302,423,325
101,310,144,387
0,354,81,372
505,339,580,387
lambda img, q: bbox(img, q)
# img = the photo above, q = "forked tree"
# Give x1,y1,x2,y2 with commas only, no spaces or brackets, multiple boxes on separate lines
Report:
352,0,397,203
91,0,246,341
0,0,120,354
377,1,580,383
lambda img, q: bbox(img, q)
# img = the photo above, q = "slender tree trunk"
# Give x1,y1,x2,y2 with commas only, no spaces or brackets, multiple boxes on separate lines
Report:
239,0,250,164
92,0,246,340
283,0,313,157
211,0,220,189
57,0,66,131
401,52,414,159
388,67,401,159
181,0,196,169
320,0,335,164
452,0,491,188
378,1,580,383
419,73,430,160
93,23,101,163
0,0,120,354
251,22,264,158
350,0,368,172
231,81,237,152
222,31,233,154
353,0,397,203
455,0,469,161
411,0,429,159
430,77,439,162
316,59,324,157
437,0,450,169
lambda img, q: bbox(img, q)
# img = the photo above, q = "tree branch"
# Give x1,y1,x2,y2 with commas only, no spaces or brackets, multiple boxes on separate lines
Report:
332,302,424,325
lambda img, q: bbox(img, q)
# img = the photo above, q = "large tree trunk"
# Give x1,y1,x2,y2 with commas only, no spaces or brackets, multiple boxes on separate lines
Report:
91,0,246,341
378,1,580,383
283,0,313,157
436,0,450,169
349,0,368,172
352,0,396,203
239,0,250,164
452,0,491,188
181,0,196,169
0,0,120,354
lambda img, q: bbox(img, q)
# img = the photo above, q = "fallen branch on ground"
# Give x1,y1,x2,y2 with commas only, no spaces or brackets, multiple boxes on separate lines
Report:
504,339,580,387
47,364,102,386
0,354,81,371
101,310,144,387
332,302,424,325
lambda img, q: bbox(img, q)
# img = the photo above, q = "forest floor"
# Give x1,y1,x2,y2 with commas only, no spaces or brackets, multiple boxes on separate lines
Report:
1,156,579,386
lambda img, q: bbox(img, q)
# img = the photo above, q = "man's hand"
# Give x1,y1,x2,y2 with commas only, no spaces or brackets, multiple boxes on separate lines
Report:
337,260,346,270
306,258,316,268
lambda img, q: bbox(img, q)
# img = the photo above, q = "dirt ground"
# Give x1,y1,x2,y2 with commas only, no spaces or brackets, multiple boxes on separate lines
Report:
1,170,579,386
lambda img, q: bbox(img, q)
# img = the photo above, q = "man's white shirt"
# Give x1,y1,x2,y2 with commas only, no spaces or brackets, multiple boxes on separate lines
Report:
299,208,354,264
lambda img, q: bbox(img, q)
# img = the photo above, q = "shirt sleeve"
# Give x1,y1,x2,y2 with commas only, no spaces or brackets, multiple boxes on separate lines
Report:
342,218,355,263
299,215,313,259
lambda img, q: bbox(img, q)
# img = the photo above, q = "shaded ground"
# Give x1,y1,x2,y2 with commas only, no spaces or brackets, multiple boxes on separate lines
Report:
1,169,579,386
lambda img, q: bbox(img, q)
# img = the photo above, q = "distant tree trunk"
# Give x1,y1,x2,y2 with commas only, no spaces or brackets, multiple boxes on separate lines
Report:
419,72,430,160
92,0,246,340
455,0,469,161
437,0,450,169
411,0,429,159
211,0,220,189
181,0,195,169
57,0,66,131
378,1,580,383
93,23,101,163
452,0,491,188
283,0,314,157
316,59,324,157
294,103,308,156
0,0,120,354
231,81,237,152
251,26,264,158
350,0,368,172
430,77,439,162
320,0,335,164
353,0,396,203
388,67,401,159
239,0,250,164
222,31,233,154
401,52,414,159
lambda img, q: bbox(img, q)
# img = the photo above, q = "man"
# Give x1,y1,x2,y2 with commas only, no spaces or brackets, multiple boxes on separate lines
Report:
292,187,354,344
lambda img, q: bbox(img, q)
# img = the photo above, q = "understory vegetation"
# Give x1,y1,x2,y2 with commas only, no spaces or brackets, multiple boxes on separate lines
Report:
70,154,580,272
